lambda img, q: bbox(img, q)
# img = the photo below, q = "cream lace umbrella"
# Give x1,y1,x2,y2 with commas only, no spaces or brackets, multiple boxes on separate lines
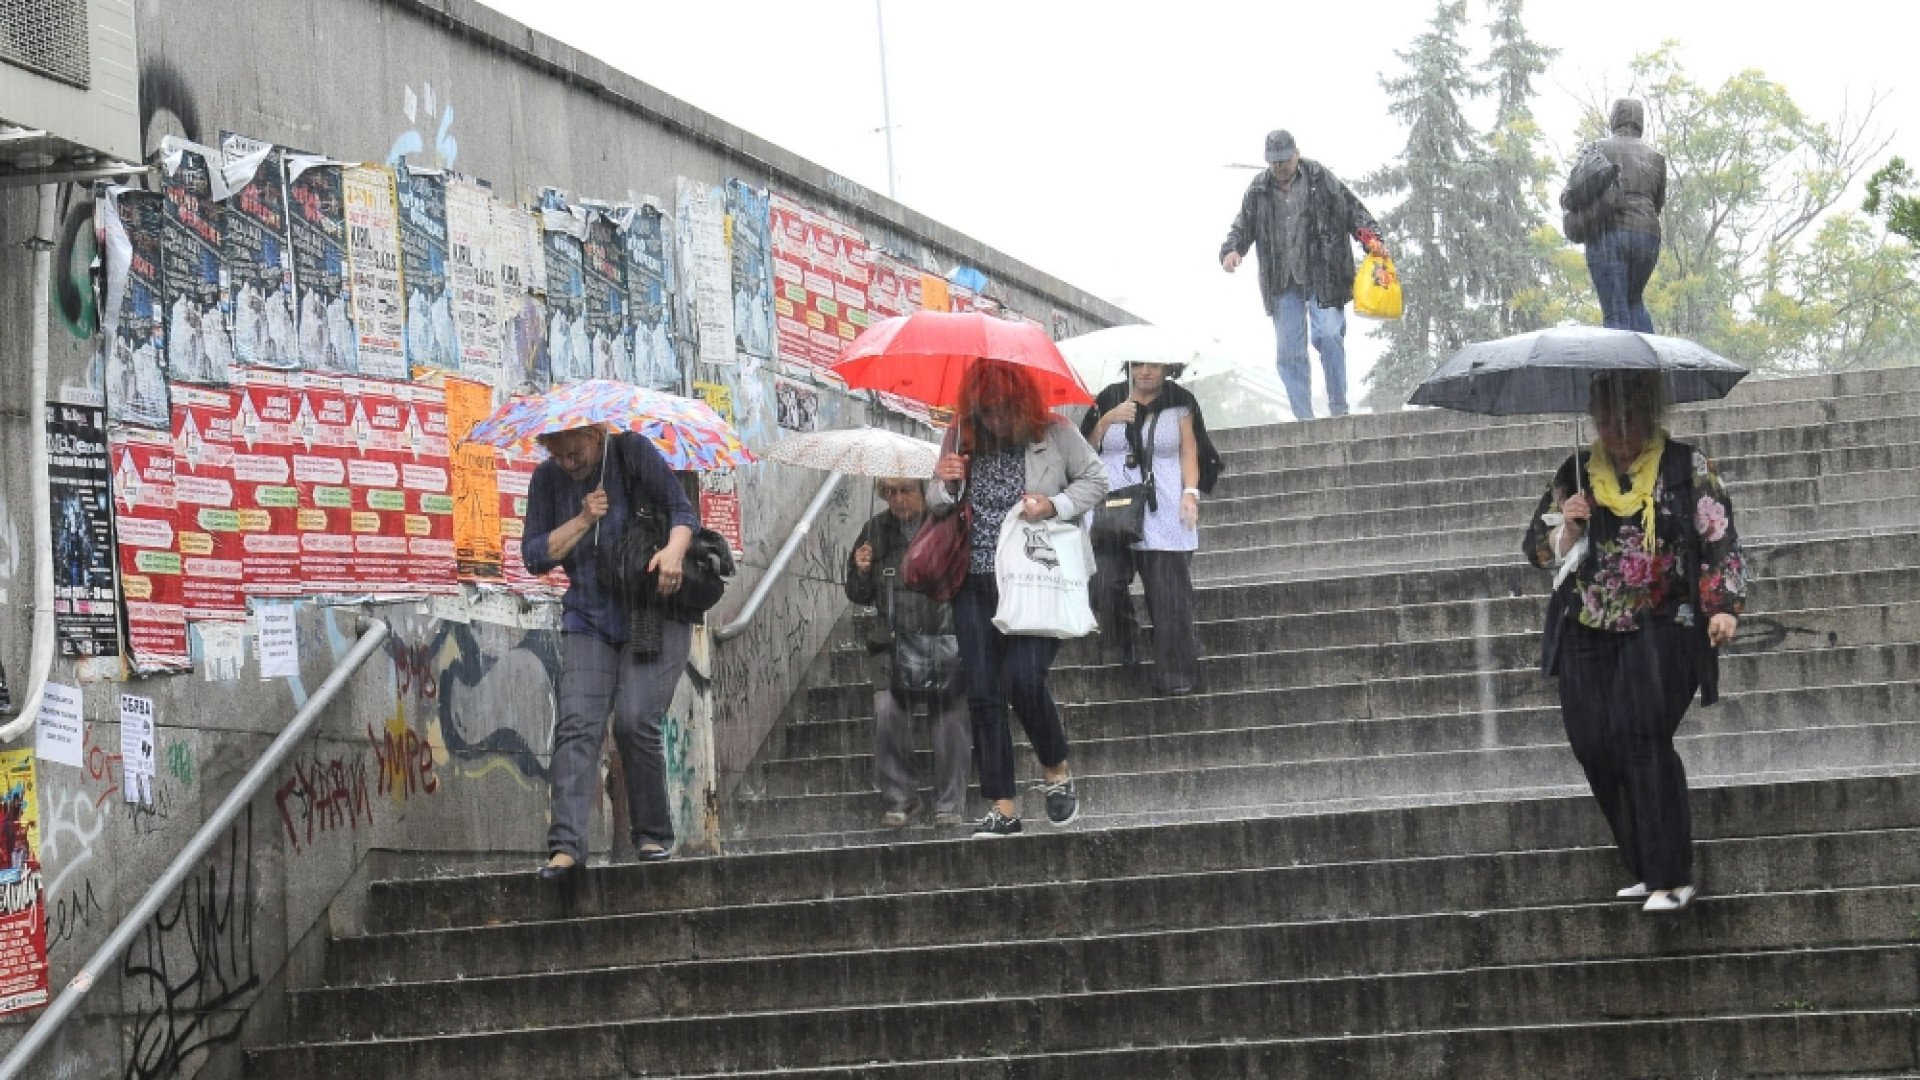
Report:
767,426,940,479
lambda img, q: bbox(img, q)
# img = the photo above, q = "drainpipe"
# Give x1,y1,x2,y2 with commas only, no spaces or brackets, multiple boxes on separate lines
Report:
0,184,60,743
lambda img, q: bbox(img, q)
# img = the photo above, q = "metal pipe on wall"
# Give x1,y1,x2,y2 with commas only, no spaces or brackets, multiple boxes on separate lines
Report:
0,184,63,743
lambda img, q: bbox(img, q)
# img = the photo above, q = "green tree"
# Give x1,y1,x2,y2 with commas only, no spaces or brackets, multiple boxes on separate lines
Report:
1359,0,1501,412
1865,157,1920,246
1474,0,1559,336
1571,48,1915,374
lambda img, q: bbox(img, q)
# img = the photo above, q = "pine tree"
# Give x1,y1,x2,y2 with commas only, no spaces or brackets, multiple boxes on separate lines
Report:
1475,0,1558,336
1360,0,1500,412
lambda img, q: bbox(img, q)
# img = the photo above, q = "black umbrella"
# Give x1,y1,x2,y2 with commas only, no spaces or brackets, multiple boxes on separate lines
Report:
1408,326,1749,496
1408,326,1748,416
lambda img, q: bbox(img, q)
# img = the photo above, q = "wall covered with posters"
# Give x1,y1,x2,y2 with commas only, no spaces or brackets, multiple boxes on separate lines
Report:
0,0,1130,1074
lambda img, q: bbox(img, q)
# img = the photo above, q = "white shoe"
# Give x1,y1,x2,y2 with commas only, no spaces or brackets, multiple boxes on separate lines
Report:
1616,882,1649,898
1642,885,1697,913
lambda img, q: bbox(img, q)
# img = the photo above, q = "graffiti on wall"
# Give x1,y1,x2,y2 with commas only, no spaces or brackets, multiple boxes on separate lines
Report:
122,808,259,1080
388,82,459,170
274,749,373,855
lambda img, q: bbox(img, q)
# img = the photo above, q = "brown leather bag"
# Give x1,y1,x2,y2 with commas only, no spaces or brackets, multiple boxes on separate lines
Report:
901,482,972,603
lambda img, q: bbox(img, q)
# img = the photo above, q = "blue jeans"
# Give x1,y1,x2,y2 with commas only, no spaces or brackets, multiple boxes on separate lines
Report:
1270,286,1348,419
1585,229,1660,333
951,572,1069,803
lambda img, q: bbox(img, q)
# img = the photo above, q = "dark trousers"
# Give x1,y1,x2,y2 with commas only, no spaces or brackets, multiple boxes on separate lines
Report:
1091,546,1202,693
1585,228,1660,333
952,572,1069,802
1556,620,1700,890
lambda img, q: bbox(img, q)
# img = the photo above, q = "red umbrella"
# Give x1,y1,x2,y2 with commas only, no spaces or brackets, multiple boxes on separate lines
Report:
831,311,1095,409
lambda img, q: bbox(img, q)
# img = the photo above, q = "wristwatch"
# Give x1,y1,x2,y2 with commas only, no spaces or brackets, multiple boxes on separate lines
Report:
1182,487,1200,498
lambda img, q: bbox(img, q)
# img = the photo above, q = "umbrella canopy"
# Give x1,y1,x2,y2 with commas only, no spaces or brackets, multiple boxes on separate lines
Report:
464,379,756,471
831,311,1094,409
1408,326,1748,416
1056,324,1231,389
766,427,940,479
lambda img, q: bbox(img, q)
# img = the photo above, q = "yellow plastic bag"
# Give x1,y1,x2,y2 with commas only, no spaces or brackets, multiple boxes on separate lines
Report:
1353,253,1403,320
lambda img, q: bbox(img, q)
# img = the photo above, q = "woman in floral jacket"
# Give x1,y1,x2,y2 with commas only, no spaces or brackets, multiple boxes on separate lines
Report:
1524,371,1747,914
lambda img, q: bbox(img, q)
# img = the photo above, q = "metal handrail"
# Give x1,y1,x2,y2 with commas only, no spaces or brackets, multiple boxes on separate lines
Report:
713,472,843,642
0,617,393,1080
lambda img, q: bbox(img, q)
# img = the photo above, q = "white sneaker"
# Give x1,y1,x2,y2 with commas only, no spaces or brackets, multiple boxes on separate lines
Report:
1642,885,1697,913
1616,882,1649,898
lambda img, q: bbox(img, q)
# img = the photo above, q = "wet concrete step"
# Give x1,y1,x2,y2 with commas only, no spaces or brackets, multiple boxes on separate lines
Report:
1209,391,1920,478
364,773,1920,933
805,633,1920,722
1190,504,1918,584
1211,438,1920,513
815,589,1920,693
760,680,1920,797
263,881,1920,1076
1200,468,1920,549
731,718,1920,841
1210,366,1920,455
262,948,1920,1076
312,824,1920,1010
671,1010,1920,1079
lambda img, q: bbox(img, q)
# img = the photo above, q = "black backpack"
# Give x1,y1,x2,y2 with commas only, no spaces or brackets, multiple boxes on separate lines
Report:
1560,143,1622,244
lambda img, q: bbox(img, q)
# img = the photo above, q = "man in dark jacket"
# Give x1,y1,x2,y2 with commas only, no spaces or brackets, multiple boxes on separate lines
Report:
1583,98,1668,333
1220,129,1385,420
845,478,969,828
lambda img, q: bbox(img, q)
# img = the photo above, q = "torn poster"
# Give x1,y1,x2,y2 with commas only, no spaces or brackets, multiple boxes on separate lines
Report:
98,186,171,429
287,156,359,373
494,200,550,396
161,141,233,387
622,203,679,391
727,180,775,363
540,205,591,385
581,209,631,382
395,165,459,375
219,132,298,369
446,175,502,389
678,178,735,366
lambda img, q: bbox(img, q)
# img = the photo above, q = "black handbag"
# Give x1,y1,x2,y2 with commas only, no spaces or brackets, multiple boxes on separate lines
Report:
1090,410,1159,550
882,571,964,702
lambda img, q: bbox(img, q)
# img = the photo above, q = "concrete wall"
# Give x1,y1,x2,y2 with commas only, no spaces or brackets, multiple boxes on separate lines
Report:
0,0,1129,1075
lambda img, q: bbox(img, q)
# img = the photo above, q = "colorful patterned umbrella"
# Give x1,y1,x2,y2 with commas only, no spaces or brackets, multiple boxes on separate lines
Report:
463,379,756,471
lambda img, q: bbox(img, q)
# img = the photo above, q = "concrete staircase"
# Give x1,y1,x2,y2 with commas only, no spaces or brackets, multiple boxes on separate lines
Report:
247,365,1920,1078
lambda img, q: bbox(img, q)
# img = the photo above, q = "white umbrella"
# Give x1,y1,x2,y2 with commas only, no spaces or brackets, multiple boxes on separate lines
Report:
1056,324,1234,391
767,426,940,479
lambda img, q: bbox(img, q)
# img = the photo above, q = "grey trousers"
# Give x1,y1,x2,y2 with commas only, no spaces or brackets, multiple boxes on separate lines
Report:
548,623,691,860
873,689,970,816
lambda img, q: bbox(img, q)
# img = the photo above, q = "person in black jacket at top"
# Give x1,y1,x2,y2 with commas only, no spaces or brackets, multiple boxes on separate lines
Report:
1580,98,1668,332
1081,361,1224,695
845,477,970,829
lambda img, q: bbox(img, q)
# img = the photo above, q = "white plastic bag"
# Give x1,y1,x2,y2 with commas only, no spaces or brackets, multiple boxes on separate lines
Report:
991,509,1097,639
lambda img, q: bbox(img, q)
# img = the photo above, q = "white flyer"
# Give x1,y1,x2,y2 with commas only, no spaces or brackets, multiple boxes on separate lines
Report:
256,603,300,679
36,681,85,769
120,693,157,805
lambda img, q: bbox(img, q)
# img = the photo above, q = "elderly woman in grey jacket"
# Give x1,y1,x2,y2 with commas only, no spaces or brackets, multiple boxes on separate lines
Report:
1584,98,1669,332
930,359,1108,837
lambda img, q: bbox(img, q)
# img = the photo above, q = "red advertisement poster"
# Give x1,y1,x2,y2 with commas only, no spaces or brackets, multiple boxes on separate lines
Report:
400,383,457,592
231,369,303,596
344,376,410,594
0,748,48,1019
293,373,358,594
769,194,872,373
171,384,248,620
497,445,567,599
699,469,744,557
110,427,190,671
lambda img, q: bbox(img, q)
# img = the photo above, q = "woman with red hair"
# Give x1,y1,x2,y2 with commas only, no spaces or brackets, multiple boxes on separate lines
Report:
930,359,1108,836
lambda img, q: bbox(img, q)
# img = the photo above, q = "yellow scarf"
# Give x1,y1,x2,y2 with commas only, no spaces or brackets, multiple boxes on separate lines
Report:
1587,430,1666,552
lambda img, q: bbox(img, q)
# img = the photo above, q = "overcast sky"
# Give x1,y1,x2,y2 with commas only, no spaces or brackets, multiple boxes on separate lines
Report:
477,0,1907,404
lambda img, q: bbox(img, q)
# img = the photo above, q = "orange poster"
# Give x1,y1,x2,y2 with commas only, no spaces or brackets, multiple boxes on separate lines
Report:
445,378,503,582
920,273,949,312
